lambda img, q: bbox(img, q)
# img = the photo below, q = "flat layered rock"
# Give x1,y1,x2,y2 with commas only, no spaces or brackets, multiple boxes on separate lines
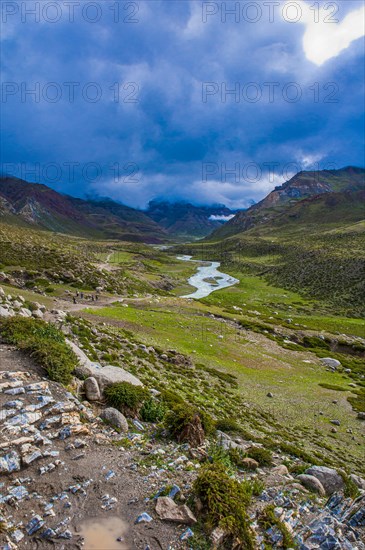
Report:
155,497,197,525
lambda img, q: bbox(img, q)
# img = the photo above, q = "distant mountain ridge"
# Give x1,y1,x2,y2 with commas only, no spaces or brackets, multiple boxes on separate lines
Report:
146,200,237,239
0,176,167,243
209,167,365,240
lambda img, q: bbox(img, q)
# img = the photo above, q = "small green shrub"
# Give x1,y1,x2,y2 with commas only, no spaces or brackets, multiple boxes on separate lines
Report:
0,317,77,385
193,463,255,549
259,504,297,549
246,446,273,467
164,403,215,444
140,398,167,423
348,389,365,412
159,388,185,407
104,382,149,416
341,473,360,499
216,419,242,434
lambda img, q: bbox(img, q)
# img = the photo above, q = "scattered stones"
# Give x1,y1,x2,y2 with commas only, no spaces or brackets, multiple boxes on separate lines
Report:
350,474,365,490
74,359,143,394
330,419,341,426
0,451,21,473
267,392,274,398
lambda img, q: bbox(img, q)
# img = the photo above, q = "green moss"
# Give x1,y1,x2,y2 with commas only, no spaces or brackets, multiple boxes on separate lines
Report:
246,446,273,467
259,504,297,549
140,398,167,422
164,403,216,443
319,383,348,391
341,473,360,499
347,389,365,412
193,463,255,549
0,317,77,385
104,382,149,416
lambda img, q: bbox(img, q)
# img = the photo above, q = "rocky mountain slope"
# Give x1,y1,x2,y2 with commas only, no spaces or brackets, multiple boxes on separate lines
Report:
210,167,365,240
146,200,236,240
0,177,167,243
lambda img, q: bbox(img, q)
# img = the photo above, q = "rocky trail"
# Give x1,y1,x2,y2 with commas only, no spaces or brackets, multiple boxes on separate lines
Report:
0,346,202,550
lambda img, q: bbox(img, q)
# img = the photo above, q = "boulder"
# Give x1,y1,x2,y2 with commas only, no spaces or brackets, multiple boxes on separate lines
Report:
19,308,32,318
69,341,143,393
321,358,341,369
0,306,13,318
357,412,365,420
32,310,43,319
297,474,326,496
305,466,344,495
77,363,143,393
155,497,197,525
100,407,128,433
84,377,101,401
242,457,259,470
271,465,289,476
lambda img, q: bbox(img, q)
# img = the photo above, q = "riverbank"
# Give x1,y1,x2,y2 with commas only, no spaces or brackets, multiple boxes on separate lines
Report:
177,255,239,299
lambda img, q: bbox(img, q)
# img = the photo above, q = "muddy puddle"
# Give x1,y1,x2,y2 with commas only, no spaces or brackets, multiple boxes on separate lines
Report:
81,517,129,549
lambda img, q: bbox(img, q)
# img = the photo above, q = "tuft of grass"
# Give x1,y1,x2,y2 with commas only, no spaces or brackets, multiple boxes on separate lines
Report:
259,504,297,549
140,397,167,423
193,462,255,549
0,316,77,384
246,446,273,467
319,383,348,391
104,382,149,416
164,403,216,444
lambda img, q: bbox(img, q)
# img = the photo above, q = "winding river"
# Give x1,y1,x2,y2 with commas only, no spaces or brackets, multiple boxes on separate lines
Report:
177,255,239,299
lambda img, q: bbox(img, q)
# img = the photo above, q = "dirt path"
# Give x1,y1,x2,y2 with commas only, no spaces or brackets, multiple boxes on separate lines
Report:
96,251,116,272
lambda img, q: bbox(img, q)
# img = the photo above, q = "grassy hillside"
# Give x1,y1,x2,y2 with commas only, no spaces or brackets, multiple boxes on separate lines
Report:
178,189,365,316
210,167,365,240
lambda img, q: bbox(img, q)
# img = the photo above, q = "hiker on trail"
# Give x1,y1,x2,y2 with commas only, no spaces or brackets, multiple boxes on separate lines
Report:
73,297,77,304
80,292,84,299
76,290,79,297
92,295,95,302
95,295,98,301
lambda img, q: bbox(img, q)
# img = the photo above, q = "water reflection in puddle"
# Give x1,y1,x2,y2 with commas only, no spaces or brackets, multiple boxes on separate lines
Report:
81,517,129,549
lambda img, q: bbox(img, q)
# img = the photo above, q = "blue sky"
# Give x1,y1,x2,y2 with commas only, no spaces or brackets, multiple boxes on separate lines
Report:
1,0,364,208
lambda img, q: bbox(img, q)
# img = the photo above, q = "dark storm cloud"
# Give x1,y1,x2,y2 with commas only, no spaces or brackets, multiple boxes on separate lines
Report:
1,0,364,208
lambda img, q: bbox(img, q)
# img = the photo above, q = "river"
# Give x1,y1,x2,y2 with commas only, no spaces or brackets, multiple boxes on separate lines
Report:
177,255,239,299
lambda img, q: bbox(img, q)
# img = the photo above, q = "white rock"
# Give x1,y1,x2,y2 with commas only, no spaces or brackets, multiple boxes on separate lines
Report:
321,358,341,369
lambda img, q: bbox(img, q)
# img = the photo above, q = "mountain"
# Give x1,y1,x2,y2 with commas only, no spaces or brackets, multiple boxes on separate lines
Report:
183,167,365,315
146,200,236,240
209,167,365,240
0,176,167,243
